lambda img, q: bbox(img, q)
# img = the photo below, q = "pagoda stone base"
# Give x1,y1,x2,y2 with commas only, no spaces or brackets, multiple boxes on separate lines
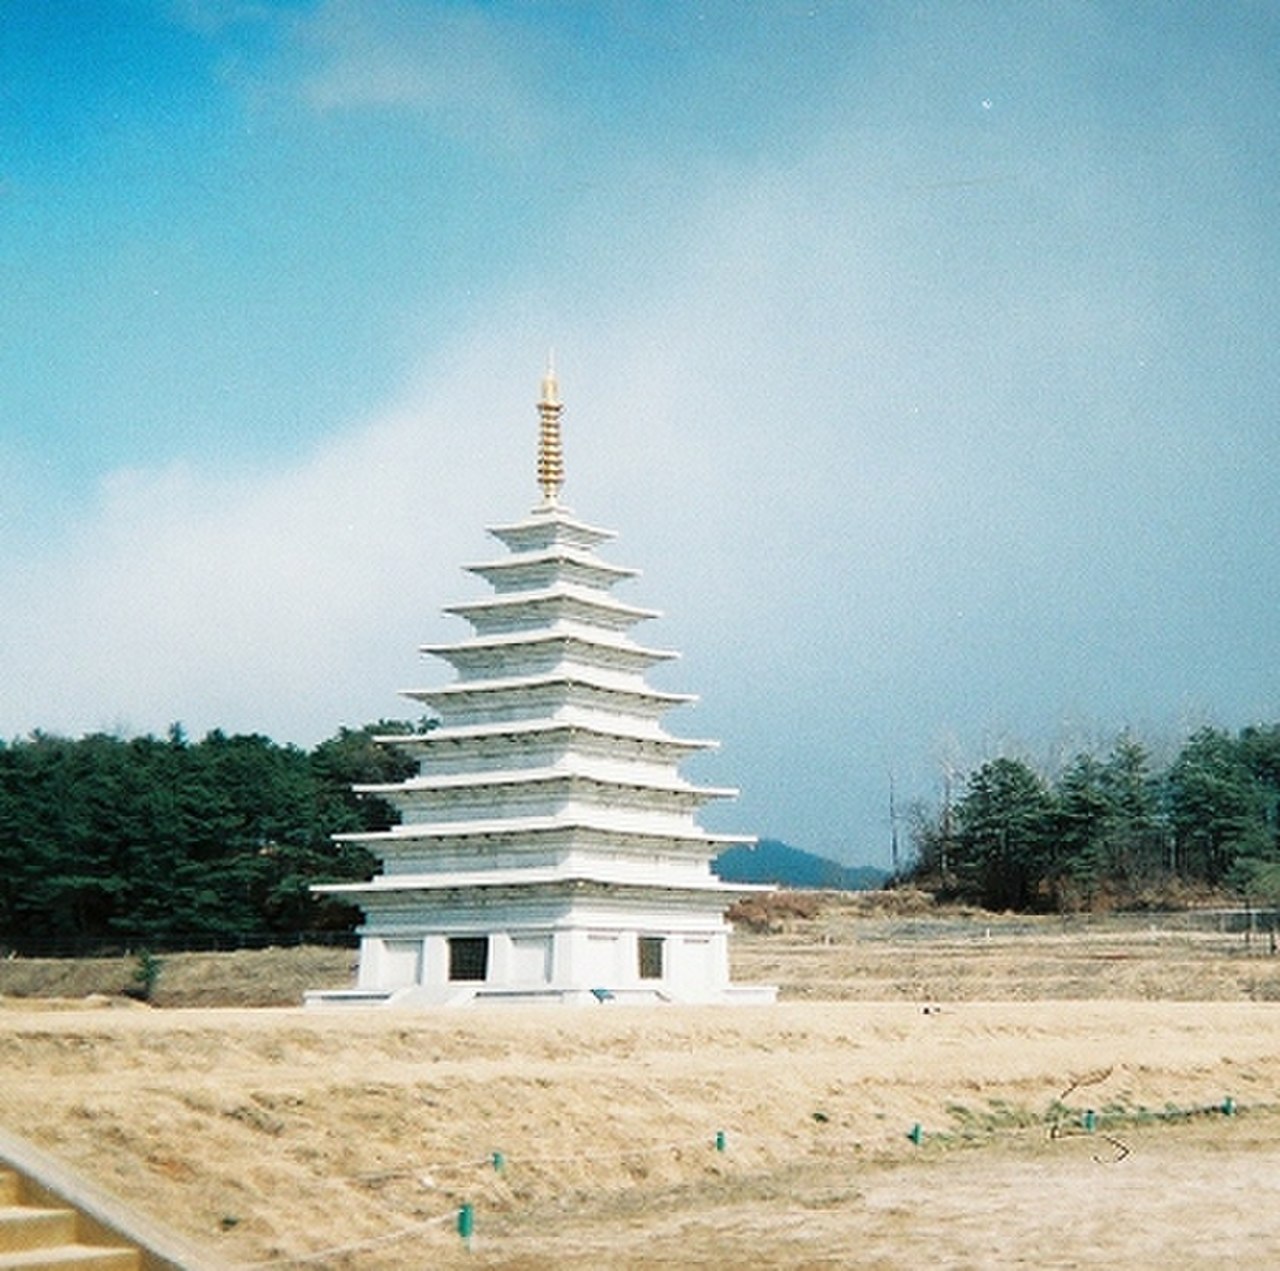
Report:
306,912,776,1008
305,983,777,1008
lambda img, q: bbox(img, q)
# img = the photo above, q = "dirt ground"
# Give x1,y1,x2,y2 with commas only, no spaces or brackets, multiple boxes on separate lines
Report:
2,897,1279,1268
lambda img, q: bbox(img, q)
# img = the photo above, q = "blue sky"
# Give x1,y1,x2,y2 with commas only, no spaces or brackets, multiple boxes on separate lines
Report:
3,1,1279,866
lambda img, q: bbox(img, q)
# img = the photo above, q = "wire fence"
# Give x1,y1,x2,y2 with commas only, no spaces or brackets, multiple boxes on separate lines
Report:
851,908,1280,946
8,908,1280,960
231,1090,1271,1269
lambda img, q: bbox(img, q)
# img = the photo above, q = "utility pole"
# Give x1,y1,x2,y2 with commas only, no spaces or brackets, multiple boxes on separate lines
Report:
889,770,900,876
941,764,954,878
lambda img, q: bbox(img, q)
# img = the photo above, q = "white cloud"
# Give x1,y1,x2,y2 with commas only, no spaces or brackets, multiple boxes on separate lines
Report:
166,0,275,36
289,0,551,148
0,333,550,744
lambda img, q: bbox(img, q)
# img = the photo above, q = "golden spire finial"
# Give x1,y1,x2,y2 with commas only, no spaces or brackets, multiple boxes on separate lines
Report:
536,353,564,506
540,349,560,407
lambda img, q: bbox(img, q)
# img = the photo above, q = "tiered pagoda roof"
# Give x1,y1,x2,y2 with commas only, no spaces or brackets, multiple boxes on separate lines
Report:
311,362,772,1006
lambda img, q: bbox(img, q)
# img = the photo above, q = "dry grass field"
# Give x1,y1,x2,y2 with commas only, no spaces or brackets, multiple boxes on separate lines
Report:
2,892,1280,1268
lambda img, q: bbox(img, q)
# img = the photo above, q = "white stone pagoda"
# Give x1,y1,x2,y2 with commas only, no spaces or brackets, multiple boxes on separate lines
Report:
307,368,774,1006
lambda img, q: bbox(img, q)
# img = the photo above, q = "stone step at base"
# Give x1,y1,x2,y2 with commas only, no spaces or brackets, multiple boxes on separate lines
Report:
0,1244,140,1271
0,1207,77,1252
0,1174,141,1271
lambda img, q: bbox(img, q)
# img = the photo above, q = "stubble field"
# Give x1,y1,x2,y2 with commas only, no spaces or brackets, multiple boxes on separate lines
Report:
2,893,1279,1269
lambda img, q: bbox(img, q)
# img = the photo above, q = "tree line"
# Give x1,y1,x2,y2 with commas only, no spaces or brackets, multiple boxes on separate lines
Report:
907,725,1280,911
0,722,418,955
5,719,1280,952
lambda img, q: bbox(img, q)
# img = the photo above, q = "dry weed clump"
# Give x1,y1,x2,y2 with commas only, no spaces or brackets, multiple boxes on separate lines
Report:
0,945,356,1009
728,886,973,934
727,890,825,932
1055,877,1234,914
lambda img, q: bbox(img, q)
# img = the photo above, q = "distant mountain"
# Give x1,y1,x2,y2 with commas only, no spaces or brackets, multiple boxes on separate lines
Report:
713,839,888,891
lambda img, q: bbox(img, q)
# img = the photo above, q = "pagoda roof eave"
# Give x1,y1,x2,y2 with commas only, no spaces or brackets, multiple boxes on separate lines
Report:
486,511,617,546
373,720,719,752
464,548,638,579
335,818,754,848
419,629,679,663
444,586,661,624
316,868,767,898
352,765,739,800
401,672,697,707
